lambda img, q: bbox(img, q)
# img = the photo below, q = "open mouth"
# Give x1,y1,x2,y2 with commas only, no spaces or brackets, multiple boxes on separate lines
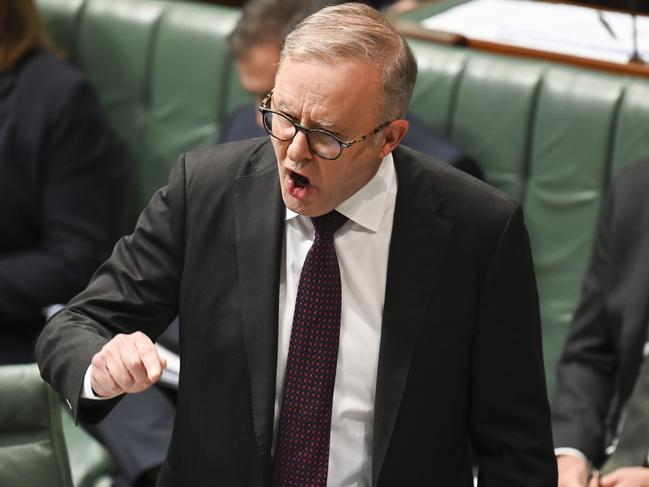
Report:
286,169,311,200
289,170,310,188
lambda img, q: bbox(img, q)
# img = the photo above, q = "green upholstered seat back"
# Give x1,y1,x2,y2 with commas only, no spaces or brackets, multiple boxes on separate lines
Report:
410,40,649,393
37,0,249,211
0,364,73,487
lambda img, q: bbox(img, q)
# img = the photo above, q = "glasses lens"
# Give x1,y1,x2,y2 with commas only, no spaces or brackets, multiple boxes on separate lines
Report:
308,131,342,160
263,111,295,141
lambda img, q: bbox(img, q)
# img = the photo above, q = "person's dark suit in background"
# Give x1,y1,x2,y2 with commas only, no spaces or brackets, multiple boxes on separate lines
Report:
223,0,483,180
0,2,173,485
553,160,649,486
0,48,126,365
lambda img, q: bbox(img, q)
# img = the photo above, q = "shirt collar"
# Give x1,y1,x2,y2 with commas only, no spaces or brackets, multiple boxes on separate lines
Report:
285,152,397,233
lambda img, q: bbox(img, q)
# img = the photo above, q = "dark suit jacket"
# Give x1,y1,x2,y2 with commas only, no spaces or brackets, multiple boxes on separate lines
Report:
37,139,556,486
553,159,649,468
219,104,484,180
0,48,129,363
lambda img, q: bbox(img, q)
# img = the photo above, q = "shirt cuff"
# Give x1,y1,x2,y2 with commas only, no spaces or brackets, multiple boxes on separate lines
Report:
81,365,121,400
555,447,588,463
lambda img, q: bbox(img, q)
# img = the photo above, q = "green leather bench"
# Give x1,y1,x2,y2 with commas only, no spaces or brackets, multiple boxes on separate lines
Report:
37,0,249,212
36,0,649,436
401,0,649,397
407,46,649,397
0,364,74,487
0,362,112,487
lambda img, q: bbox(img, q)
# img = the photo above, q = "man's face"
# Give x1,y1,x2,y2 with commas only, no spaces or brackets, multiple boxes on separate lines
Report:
271,56,393,217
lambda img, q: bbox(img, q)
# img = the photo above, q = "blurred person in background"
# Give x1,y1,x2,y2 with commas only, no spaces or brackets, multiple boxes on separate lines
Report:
221,0,483,180
0,0,127,364
554,159,649,487
220,0,326,140
0,1,173,486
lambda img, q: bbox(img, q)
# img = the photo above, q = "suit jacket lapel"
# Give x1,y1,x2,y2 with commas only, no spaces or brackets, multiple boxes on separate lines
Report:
234,148,284,464
372,149,454,485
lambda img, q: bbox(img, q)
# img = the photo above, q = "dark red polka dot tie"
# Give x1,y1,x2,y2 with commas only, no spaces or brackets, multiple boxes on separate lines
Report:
273,210,348,487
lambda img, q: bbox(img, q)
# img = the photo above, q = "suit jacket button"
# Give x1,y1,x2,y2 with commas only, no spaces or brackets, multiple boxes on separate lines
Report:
65,398,72,410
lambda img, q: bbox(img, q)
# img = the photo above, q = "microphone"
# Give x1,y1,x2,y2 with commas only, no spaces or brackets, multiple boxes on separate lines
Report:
629,0,645,64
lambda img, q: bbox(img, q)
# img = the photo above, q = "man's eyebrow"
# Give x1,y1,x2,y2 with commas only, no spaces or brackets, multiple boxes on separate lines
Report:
273,98,342,135
311,118,339,133
271,97,294,117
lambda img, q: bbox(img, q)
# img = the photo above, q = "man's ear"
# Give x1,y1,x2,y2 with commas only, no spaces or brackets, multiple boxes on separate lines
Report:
378,119,409,158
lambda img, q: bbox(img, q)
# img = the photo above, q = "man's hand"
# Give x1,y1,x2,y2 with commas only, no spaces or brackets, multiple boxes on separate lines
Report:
90,331,166,398
599,467,649,487
558,454,589,487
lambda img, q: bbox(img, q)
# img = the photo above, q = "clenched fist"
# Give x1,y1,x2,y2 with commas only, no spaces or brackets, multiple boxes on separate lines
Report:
90,331,167,398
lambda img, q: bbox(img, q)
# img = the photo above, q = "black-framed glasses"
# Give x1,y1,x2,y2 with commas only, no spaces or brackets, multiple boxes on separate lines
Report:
258,91,390,160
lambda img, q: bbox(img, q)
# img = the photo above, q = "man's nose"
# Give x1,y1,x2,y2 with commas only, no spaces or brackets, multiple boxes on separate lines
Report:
287,130,313,163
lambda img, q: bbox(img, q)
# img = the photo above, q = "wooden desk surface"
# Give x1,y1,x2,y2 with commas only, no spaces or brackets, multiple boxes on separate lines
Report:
393,0,649,79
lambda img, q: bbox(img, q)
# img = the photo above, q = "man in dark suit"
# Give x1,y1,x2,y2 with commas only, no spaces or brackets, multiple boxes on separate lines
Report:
221,0,483,180
554,160,649,486
37,4,555,485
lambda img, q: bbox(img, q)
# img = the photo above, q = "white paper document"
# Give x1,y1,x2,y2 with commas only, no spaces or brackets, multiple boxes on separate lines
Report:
156,343,180,388
422,0,649,64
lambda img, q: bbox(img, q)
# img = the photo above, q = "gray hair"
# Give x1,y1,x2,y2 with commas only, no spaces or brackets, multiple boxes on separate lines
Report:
280,2,417,121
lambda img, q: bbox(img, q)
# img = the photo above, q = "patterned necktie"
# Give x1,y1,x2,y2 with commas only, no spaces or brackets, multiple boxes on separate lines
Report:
601,340,649,474
273,210,348,487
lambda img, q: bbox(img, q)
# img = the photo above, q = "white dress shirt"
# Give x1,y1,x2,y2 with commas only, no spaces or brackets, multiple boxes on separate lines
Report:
83,154,398,487
276,154,397,486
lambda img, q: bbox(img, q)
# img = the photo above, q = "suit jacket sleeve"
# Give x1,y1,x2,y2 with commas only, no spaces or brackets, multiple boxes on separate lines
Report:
471,204,557,485
551,184,620,465
36,154,187,423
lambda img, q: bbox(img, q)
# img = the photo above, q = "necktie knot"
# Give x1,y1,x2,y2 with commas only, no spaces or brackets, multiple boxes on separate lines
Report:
311,211,347,239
